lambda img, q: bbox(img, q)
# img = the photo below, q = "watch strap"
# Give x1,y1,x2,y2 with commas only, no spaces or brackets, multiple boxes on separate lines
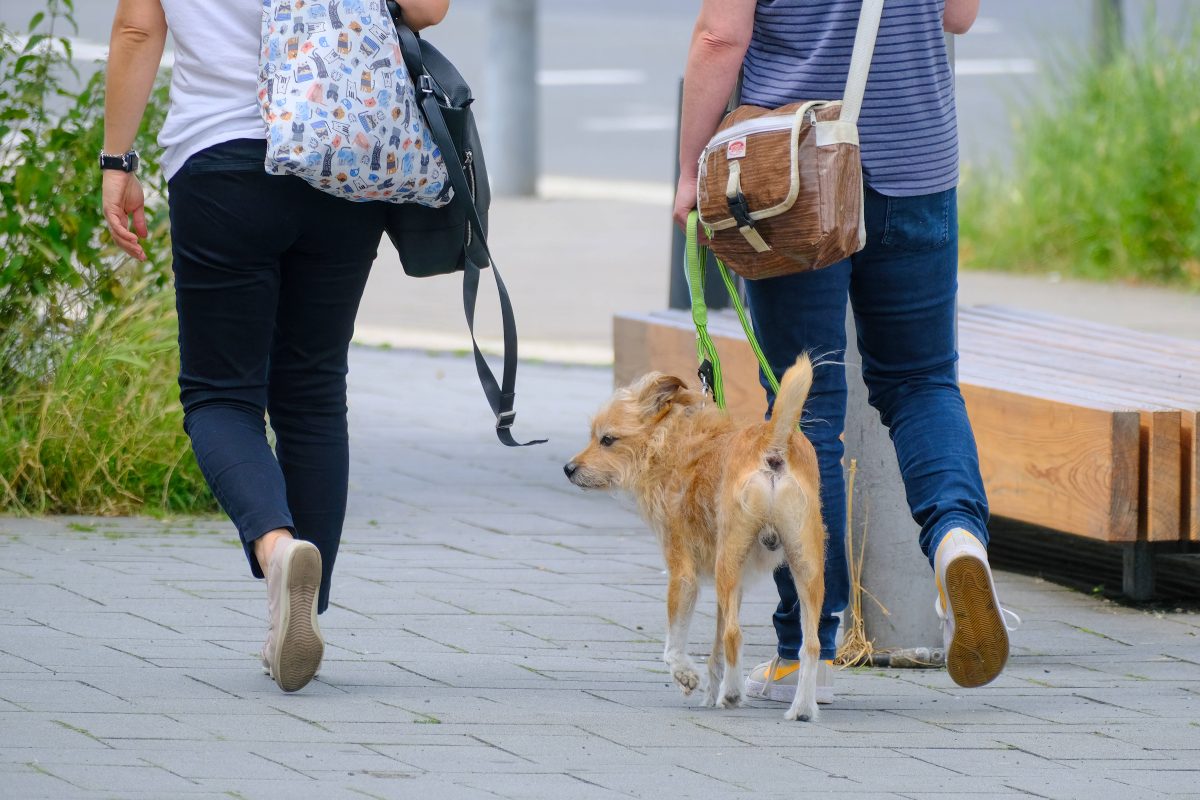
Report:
99,150,139,172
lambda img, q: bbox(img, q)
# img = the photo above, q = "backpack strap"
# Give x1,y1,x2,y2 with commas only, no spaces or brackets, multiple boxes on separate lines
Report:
396,22,546,448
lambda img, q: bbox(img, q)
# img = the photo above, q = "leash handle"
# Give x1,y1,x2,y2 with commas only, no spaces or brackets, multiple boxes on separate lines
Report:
685,212,781,406
685,211,727,409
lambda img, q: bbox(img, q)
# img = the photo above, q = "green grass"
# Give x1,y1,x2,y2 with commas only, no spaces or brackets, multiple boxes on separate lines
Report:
960,28,1200,289
0,290,216,516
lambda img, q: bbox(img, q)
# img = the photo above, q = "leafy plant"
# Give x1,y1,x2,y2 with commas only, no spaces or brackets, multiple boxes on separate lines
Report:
0,3,212,515
960,26,1200,289
0,0,172,387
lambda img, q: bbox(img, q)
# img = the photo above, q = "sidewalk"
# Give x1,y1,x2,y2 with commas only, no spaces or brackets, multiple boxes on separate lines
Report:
355,195,1200,364
2,347,1199,799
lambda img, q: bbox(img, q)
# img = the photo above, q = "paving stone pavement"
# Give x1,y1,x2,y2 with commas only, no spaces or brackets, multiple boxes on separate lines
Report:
2,347,1199,800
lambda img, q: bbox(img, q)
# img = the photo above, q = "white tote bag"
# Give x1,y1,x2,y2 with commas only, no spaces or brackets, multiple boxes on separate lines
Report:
258,0,452,207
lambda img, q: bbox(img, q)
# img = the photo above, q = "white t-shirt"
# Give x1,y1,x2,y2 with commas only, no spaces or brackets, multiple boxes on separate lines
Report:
158,0,265,179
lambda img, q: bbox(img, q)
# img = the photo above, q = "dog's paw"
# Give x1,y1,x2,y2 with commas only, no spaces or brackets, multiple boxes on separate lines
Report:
785,701,818,722
673,666,701,695
717,687,742,709
703,683,720,707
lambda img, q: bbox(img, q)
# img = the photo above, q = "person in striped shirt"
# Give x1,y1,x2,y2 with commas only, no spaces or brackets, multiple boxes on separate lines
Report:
673,0,1016,706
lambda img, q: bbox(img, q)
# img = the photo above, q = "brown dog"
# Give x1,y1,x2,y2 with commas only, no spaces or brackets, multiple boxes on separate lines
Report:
564,355,825,720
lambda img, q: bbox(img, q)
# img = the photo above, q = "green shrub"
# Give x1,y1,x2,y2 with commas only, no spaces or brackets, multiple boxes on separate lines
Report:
0,3,214,516
960,27,1200,289
0,289,214,515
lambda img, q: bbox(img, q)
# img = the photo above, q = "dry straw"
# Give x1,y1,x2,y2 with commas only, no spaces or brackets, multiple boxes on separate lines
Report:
835,458,889,666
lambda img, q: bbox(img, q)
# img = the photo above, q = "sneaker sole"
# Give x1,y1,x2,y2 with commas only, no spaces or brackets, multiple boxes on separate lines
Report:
744,678,834,705
272,542,324,693
944,555,1008,688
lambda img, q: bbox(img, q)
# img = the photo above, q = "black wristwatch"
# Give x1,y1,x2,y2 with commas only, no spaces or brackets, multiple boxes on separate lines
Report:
99,150,140,173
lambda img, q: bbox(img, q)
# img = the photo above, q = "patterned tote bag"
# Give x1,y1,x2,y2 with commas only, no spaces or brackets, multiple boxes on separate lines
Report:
258,0,452,207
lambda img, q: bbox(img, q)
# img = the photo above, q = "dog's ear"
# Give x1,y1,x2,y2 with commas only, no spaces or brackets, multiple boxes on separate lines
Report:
636,373,688,419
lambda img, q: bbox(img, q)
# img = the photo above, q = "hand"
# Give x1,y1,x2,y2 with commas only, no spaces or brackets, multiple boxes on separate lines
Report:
102,170,149,261
672,171,698,232
673,171,711,244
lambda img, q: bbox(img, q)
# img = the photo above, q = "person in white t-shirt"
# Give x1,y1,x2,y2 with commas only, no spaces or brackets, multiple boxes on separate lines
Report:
101,0,451,694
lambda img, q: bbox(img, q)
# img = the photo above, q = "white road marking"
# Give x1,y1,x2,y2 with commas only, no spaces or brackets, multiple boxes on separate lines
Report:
537,69,646,87
581,114,676,133
27,35,1033,83
353,325,613,366
955,58,1038,76
537,174,673,206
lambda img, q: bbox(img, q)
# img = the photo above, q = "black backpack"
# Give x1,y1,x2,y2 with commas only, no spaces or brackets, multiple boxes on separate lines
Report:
383,6,544,448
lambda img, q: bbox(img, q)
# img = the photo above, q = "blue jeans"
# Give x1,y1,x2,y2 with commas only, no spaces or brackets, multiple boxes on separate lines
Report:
744,185,989,661
169,139,387,614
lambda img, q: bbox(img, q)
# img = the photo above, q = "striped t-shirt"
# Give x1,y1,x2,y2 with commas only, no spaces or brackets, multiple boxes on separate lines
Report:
741,0,957,196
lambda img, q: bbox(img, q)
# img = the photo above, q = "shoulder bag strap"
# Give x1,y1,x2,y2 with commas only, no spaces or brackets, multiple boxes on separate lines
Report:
839,0,886,125
396,23,546,448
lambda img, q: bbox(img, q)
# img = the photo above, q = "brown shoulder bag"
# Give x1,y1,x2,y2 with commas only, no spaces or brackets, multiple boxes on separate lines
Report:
696,0,885,280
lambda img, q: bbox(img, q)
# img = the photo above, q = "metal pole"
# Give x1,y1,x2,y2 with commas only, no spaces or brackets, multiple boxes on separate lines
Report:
486,0,538,196
669,78,730,311
1092,0,1124,65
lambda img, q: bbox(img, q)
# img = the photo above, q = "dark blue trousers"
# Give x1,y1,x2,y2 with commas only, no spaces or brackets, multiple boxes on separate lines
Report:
744,186,989,661
168,138,387,614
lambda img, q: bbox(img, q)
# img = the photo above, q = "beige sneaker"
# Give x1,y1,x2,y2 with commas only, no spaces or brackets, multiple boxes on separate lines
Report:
262,538,324,692
934,528,1018,688
745,656,835,704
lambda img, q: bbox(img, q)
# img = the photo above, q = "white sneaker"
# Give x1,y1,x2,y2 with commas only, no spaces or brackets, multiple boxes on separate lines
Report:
262,538,324,692
934,528,1019,688
745,656,835,704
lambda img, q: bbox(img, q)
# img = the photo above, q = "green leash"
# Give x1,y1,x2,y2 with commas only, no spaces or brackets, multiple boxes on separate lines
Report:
685,210,779,409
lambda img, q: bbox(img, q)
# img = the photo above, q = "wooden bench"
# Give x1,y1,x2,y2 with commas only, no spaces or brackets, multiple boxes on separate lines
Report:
614,305,1199,599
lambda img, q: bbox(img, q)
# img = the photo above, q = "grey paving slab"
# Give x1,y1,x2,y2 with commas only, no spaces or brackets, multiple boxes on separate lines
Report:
0,768,83,799
998,773,1171,800
1,348,1199,798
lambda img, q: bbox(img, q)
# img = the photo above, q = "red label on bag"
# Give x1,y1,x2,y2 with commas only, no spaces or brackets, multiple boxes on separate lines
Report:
727,137,747,159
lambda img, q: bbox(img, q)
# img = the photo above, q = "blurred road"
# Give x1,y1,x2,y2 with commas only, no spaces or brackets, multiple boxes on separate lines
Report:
5,0,1196,184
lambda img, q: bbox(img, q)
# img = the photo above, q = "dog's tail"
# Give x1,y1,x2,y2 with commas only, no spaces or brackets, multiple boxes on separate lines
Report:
768,354,814,453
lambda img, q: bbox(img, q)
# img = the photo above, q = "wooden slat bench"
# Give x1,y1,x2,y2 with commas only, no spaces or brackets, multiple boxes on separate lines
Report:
613,305,1198,598
960,307,1199,547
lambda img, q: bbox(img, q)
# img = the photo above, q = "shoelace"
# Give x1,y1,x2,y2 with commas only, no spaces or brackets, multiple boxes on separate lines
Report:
755,654,782,699
1000,607,1022,631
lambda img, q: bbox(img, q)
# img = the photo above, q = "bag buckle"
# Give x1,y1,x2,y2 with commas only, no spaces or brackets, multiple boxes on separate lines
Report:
419,74,435,95
727,191,755,230
496,410,517,430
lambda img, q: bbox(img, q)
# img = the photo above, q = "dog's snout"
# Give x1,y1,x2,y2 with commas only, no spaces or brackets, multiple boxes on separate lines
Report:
563,461,578,479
